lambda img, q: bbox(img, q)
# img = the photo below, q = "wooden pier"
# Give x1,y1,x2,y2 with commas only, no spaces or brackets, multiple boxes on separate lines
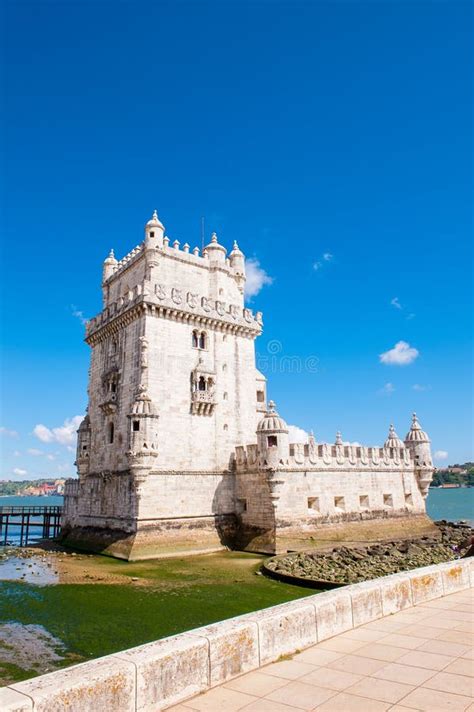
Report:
0,505,62,546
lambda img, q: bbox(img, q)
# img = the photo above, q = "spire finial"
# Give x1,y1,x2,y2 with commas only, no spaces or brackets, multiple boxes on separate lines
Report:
335,431,343,445
211,232,218,243
152,209,158,220
268,400,276,413
109,249,114,258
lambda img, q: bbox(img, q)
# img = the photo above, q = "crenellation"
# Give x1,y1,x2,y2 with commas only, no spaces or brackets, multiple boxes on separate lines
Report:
63,210,434,560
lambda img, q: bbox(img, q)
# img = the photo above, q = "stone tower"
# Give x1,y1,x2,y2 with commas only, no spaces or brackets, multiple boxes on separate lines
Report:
62,211,266,559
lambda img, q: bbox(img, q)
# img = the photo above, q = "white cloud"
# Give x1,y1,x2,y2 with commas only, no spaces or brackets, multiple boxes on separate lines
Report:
342,441,362,447
13,450,21,457
406,313,415,320
390,297,402,310
244,258,273,300
378,382,395,396
13,468,27,476
27,448,44,456
380,341,419,366
71,305,88,326
33,416,83,446
287,424,309,443
413,384,431,392
46,454,56,461
313,253,334,272
0,426,19,438
434,450,449,461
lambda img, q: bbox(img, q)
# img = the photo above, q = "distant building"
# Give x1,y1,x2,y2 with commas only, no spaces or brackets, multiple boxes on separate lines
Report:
62,211,435,560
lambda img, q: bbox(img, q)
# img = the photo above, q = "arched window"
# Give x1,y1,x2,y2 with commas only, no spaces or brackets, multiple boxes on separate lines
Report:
199,331,207,349
108,422,115,444
198,376,206,391
192,330,199,348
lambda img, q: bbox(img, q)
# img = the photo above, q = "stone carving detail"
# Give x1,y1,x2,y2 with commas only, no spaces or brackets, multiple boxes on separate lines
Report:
187,292,198,309
155,284,166,300
171,288,183,305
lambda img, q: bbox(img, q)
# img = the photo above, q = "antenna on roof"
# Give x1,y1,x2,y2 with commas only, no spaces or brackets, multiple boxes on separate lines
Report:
201,216,205,253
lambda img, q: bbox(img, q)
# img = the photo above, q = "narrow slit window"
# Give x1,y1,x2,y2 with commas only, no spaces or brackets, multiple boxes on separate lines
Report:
133,420,140,432
108,422,114,444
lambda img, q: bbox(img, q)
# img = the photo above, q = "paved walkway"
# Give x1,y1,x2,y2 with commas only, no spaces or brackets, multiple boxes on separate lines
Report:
168,589,473,712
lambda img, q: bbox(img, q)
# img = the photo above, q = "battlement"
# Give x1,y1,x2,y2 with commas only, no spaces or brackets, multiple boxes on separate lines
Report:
235,441,414,472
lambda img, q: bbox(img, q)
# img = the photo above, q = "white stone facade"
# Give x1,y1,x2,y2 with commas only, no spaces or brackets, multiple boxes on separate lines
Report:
62,211,434,559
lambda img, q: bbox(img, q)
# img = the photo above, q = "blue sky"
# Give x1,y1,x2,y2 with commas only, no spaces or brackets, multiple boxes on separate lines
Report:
1,0,472,480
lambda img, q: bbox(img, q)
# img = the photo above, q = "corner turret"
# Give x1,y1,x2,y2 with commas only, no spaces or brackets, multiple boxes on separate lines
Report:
257,400,289,467
102,249,117,283
75,414,91,477
203,232,227,266
229,240,246,293
404,413,433,498
144,210,165,248
127,386,159,477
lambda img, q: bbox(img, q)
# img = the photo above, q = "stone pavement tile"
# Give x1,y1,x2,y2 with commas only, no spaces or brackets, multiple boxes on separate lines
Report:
295,649,344,666
421,615,463,630
453,604,474,613
462,649,474,660
444,611,473,622
416,639,470,657
444,658,474,677
316,637,366,654
345,677,414,704
388,707,419,712
363,619,408,633
422,671,474,697
315,691,391,711
371,662,437,685
265,680,336,710
420,598,464,610
438,630,474,646
327,653,387,676
399,687,473,711
395,650,455,671
259,660,317,680
398,623,450,639
239,699,302,711
300,667,363,691
224,671,289,696
379,633,427,650
354,642,409,662
179,686,258,711
455,622,474,633
337,628,387,643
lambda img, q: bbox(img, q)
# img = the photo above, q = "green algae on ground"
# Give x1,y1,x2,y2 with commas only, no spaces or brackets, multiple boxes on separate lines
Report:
0,551,316,683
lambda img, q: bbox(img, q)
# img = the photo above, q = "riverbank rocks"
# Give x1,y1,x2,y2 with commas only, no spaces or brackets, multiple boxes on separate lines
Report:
265,521,473,585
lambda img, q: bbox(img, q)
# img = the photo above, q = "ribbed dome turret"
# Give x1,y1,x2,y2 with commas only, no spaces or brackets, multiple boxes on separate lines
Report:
385,424,404,448
131,386,157,416
78,414,90,432
257,401,288,434
404,413,430,443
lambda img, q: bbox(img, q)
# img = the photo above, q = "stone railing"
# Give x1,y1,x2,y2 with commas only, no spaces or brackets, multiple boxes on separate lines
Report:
235,442,415,472
1,558,472,711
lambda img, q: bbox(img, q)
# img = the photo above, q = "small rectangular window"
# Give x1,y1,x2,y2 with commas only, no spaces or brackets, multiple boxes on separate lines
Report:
405,493,413,506
237,498,247,513
133,420,140,432
256,390,265,403
334,496,345,512
308,497,320,513
267,435,278,447
383,494,393,508
359,495,369,509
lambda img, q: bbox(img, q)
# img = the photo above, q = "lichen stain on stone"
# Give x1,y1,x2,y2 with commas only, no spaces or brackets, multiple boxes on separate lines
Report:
447,565,462,581
54,672,130,710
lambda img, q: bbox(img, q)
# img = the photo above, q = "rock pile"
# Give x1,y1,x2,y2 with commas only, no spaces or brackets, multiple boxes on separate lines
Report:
265,521,473,585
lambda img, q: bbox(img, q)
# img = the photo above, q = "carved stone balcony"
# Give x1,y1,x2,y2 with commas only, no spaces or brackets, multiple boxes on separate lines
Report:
191,390,216,415
99,394,118,415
